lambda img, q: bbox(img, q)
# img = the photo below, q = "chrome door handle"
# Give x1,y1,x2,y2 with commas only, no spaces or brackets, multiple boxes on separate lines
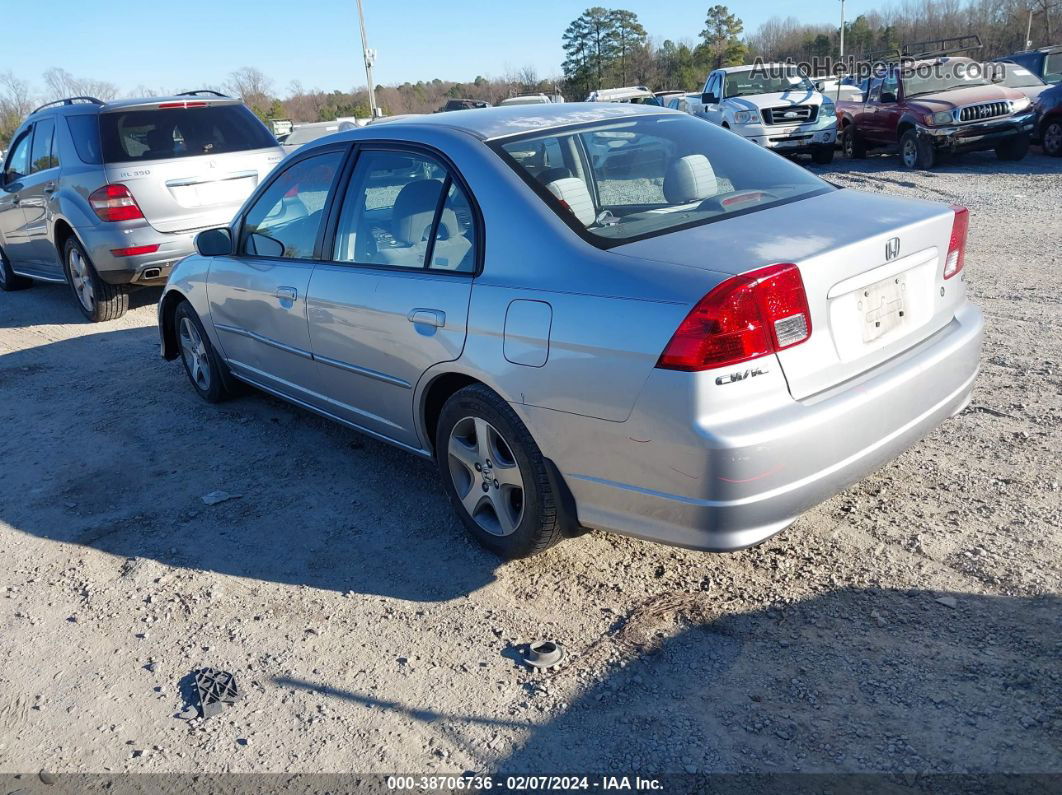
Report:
43,183,56,194
275,286,298,302
407,308,445,328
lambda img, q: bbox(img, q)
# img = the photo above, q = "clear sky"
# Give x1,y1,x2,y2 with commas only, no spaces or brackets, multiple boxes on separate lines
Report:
3,0,882,94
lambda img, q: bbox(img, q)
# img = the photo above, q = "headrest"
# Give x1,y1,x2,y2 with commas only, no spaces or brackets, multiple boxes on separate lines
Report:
663,155,718,204
392,179,445,245
545,177,596,227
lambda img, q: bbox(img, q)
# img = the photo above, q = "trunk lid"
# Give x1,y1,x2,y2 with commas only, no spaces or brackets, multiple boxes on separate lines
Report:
99,101,285,233
614,189,965,400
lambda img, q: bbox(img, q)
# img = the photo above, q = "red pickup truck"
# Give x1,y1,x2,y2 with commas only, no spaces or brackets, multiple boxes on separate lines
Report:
836,56,1037,169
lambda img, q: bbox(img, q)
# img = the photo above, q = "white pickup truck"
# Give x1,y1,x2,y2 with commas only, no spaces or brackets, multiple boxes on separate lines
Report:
687,63,838,163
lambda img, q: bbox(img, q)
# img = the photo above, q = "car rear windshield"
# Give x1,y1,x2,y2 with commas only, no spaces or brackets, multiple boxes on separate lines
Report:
99,104,277,163
493,113,832,246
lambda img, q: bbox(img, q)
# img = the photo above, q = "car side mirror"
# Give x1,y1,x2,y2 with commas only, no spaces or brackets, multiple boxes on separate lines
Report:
702,92,718,105
194,227,233,257
246,232,285,258
880,91,898,103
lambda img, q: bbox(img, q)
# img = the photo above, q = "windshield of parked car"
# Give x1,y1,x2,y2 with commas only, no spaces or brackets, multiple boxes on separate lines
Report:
99,104,277,162
901,59,990,97
1046,52,1062,84
494,114,832,246
1000,64,1046,88
723,69,815,98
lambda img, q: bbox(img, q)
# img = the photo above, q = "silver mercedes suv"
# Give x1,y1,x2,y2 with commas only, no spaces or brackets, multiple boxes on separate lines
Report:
0,92,284,320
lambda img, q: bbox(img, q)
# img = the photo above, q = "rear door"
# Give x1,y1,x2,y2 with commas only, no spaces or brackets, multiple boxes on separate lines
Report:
21,116,63,271
208,146,346,402
99,101,284,233
305,146,477,449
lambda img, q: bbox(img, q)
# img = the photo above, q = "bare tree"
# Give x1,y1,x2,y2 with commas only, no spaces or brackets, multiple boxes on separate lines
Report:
42,67,119,101
226,67,274,110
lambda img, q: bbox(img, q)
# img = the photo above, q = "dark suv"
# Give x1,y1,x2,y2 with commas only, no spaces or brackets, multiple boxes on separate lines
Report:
995,45,1062,87
0,92,283,320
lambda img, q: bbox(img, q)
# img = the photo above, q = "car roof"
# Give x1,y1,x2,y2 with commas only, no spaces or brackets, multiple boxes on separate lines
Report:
334,103,673,142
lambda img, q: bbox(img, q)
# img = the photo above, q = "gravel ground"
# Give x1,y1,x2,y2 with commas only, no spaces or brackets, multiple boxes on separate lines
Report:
0,147,1059,778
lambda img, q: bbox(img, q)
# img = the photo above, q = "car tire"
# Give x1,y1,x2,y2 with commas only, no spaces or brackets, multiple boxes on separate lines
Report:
1042,119,1062,157
435,384,563,559
63,237,128,322
900,129,936,169
812,145,835,165
842,124,867,158
995,134,1030,162
174,300,234,403
0,244,32,292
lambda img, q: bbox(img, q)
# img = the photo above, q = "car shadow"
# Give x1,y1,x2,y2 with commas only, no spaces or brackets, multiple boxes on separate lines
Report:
0,325,500,602
0,281,163,329
271,587,1061,776
826,147,1062,178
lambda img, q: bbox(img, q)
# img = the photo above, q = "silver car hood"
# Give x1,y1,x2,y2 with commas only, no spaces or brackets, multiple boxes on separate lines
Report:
613,188,946,277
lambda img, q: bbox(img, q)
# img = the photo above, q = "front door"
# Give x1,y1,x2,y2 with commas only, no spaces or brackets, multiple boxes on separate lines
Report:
0,127,34,267
208,147,346,403
306,147,478,449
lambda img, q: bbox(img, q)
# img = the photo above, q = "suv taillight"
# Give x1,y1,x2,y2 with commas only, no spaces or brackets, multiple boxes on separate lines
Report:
944,205,969,279
88,184,144,222
657,263,812,372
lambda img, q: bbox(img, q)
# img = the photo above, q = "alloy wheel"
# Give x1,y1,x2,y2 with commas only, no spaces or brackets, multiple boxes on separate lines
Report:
68,247,94,312
447,416,524,537
179,316,211,392
902,138,918,168
1044,122,1062,155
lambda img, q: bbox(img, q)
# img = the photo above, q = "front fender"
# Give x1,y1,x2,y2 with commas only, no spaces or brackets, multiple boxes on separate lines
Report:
158,255,216,359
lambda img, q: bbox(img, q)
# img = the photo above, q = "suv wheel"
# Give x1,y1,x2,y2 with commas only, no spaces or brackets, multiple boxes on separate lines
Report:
0,244,32,292
436,384,563,559
63,237,128,322
174,300,234,403
1042,119,1062,157
900,129,936,169
842,124,867,158
995,134,1030,162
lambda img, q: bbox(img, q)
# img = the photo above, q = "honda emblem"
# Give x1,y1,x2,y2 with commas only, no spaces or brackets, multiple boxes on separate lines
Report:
885,237,901,261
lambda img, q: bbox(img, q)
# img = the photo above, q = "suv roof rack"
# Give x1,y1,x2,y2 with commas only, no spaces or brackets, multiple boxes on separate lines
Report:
864,34,983,64
30,96,104,115
177,89,231,98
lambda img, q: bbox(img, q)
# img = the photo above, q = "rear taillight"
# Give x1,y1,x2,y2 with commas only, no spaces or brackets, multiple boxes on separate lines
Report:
157,101,207,109
88,184,144,222
944,205,969,279
657,263,812,372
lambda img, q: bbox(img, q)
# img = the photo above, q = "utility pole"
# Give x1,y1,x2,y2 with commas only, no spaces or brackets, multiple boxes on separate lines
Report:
839,0,846,60
356,0,379,117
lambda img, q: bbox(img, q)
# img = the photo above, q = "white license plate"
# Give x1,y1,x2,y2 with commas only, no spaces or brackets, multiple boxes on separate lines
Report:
861,274,907,342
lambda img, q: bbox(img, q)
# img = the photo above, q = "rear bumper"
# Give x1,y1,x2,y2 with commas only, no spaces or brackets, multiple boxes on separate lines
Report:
918,111,1036,152
527,302,984,552
78,225,199,285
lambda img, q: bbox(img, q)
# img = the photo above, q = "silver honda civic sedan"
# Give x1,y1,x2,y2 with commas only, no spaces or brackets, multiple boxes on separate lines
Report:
158,104,983,558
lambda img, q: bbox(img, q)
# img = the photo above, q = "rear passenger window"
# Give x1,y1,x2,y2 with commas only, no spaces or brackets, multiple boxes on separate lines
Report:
332,150,477,273
30,119,58,173
66,115,103,164
241,150,343,260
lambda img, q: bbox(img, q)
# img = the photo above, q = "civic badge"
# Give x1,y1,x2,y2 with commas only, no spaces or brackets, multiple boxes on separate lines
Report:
885,237,900,261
